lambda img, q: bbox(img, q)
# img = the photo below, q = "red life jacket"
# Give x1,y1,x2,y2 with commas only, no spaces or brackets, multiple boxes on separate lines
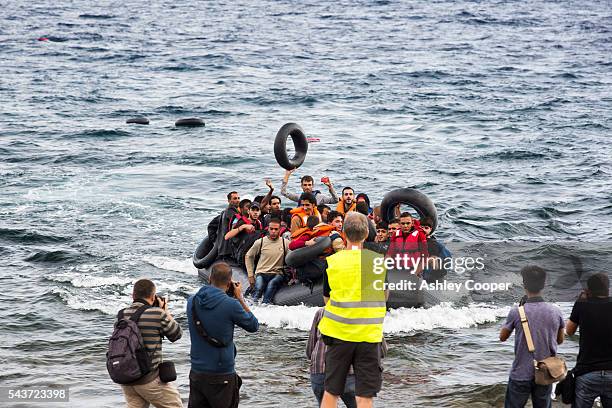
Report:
387,220,429,263
232,213,262,231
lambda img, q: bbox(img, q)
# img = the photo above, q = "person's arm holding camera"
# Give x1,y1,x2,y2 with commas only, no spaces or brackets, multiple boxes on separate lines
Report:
232,281,252,314
230,281,259,332
157,295,182,342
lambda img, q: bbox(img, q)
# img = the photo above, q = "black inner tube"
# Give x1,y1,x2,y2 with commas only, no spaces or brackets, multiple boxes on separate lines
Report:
193,236,217,269
274,123,308,170
380,188,438,232
126,117,149,125
285,236,331,267
175,118,205,127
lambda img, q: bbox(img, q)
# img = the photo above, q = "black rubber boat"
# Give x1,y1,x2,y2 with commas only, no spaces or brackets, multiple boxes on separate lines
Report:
193,187,452,308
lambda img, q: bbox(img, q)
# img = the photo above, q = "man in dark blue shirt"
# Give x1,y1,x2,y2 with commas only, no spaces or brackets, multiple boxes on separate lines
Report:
187,262,259,408
566,273,612,408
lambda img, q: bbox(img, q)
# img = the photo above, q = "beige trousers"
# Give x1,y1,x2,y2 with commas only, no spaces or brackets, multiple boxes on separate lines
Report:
121,376,183,408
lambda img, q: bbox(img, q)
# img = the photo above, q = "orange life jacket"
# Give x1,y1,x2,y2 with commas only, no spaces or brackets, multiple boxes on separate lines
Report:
291,223,334,240
290,207,321,230
336,200,356,215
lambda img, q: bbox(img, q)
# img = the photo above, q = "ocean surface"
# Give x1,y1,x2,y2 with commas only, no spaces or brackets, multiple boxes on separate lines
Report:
1,0,611,406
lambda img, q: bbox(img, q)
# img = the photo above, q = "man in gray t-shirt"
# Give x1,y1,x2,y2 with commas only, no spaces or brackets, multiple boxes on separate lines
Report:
500,266,565,408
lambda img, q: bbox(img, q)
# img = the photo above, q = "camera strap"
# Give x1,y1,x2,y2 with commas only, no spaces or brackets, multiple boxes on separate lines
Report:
191,300,228,348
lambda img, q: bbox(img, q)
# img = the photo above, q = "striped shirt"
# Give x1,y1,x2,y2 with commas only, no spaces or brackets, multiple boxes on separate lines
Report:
306,308,388,374
120,301,182,384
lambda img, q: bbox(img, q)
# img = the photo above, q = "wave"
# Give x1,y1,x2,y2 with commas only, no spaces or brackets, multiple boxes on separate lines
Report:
61,129,131,139
478,149,560,161
25,249,86,263
0,228,69,244
252,303,508,333
143,256,198,276
52,288,128,316
46,272,134,288
531,206,582,220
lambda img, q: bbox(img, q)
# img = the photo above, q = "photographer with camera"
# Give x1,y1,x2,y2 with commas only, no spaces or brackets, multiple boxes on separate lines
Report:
112,278,183,408
186,262,259,408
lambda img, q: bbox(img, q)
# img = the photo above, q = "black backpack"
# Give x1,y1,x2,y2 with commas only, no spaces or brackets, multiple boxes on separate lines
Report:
106,304,153,384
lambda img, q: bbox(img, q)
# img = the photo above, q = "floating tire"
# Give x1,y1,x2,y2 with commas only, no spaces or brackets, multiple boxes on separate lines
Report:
274,123,308,170
285,236,331,267
380,188,438,232
126,117,149,125
193,236,218,269
175,118,205,127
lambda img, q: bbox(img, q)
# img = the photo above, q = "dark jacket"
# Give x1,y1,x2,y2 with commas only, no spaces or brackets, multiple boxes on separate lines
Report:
214,206,238,258
187,286,258,374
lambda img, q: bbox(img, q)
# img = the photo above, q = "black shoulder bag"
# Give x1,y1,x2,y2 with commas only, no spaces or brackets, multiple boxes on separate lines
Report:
191,301,227,348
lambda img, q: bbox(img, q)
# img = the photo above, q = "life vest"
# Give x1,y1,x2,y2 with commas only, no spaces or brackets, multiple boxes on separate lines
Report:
387,220,428,264
291,223,337,255
232,214,262,231
230,213,249,228
291,223,334,238
290,207,321,230
318,249,387,343
336,200,356,215
291,227,314,240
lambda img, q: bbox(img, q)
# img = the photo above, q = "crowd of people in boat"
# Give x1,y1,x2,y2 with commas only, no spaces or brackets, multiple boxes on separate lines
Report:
203,169,451,304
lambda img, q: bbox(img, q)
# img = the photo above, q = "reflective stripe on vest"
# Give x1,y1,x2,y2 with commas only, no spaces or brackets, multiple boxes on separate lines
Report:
323,309,385,325
329,300,387,308
318,249,386,343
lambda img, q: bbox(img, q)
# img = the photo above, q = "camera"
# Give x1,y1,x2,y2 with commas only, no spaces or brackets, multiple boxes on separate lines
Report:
153,294,166,308
226,281,238,297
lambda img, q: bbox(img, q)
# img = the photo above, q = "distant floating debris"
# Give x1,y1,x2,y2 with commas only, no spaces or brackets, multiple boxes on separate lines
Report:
175,118,205,127
126,117,150,125
307,137,320,143
37,36,68,42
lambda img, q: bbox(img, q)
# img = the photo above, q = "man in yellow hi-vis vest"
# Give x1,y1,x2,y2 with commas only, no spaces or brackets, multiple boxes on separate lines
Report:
319,212,388,408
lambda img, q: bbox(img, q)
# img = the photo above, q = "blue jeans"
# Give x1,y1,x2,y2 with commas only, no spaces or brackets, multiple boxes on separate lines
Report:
504,378,552,408
310,373,356,408
253,273,284,304
573,370,612,408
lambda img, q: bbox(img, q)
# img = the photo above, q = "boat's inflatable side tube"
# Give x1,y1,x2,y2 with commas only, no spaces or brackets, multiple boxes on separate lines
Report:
273,282,325,307
285,236,331,267
197,264,424,308
274,123,308,170
380,188,438,232
193,236,217,269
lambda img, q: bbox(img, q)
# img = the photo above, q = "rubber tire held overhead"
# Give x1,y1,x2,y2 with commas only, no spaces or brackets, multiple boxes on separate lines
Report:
274,123,308,170
380,188,438,232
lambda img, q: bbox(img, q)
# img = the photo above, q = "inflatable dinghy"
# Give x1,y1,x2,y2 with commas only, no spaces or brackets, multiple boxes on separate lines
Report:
193,187,454,308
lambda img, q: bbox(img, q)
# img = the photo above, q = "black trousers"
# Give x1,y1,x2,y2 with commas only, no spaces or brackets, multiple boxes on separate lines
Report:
188,370,242,408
